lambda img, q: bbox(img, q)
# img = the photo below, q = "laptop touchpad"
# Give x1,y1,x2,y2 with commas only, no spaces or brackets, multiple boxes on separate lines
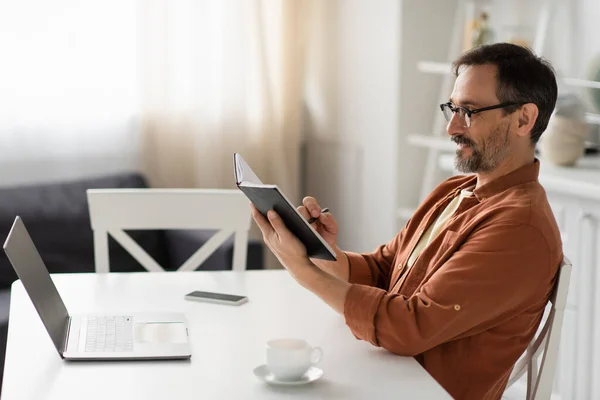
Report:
134,322,188,344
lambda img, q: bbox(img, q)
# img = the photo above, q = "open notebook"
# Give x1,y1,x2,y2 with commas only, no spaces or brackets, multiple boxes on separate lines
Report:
234,153,336,261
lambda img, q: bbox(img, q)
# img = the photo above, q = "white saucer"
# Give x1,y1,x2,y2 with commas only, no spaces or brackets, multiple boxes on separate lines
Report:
253,365,324,386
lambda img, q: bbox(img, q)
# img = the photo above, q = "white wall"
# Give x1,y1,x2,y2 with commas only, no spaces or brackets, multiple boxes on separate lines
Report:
396,0,458,216
305,0,401,253
554,0,600,77
336,0,401,252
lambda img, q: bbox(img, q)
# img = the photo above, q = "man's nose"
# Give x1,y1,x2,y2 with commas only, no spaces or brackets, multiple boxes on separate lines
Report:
446,112,467,137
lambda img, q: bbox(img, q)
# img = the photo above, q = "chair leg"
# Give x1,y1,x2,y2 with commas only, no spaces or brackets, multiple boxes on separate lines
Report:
232,231,248,271
526,357,540,400
93,231,110,273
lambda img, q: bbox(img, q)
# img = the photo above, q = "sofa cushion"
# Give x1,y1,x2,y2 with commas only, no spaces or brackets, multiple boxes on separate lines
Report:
0,173,170,289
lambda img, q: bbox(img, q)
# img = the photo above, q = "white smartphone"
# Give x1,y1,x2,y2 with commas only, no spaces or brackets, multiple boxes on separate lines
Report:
184,290,248,306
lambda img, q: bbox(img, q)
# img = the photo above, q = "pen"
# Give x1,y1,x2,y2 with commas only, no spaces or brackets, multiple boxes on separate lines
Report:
307,208,330,224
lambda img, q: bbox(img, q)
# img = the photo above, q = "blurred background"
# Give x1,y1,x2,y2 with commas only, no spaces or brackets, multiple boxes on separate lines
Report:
0,0,599,397
1,0,598,251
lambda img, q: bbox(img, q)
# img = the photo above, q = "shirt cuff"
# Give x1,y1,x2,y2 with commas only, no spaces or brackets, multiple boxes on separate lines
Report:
345,252,373,286
343,283,386,346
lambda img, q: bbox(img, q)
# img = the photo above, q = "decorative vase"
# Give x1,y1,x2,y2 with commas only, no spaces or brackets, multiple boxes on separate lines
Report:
539,115,588,166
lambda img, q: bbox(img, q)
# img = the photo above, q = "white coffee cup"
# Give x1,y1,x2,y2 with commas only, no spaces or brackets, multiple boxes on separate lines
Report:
266,338,322,381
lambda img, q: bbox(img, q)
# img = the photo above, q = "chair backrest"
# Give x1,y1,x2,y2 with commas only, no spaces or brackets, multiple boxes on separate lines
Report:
506,256,572,400
87,189,252,272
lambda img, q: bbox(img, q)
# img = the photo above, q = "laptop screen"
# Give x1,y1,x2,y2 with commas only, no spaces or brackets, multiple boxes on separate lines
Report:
3,217,70,354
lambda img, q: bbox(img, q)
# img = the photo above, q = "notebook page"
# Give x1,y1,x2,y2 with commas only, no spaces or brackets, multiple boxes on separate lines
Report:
234,153,263,185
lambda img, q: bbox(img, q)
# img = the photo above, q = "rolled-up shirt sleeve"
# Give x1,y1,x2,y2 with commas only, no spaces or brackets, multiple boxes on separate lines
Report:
343,222,556,356
344,227,405,288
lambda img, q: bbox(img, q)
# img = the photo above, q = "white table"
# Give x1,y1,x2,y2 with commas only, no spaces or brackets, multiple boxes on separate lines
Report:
2,270,451,399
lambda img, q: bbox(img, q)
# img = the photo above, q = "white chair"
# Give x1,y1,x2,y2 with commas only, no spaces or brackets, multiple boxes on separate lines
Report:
87,189,252,273
505,257,572,400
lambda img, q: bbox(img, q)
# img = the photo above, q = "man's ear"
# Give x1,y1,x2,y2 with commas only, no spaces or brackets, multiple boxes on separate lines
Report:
516,103,539,138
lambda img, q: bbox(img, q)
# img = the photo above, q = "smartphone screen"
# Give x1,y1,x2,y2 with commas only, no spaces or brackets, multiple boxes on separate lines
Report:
185,291,247,302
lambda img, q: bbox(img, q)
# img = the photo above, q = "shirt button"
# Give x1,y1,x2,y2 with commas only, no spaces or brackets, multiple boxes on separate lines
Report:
397,263,403,269
481,197,487,201
454,305,461,311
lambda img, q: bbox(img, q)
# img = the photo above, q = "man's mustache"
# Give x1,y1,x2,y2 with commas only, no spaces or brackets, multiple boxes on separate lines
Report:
452,135,475,147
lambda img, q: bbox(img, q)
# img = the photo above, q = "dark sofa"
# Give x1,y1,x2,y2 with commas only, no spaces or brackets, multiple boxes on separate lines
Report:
0,172,263,383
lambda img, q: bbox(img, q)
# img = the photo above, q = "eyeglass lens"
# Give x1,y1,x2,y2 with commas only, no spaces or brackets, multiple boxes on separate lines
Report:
442,105,470,127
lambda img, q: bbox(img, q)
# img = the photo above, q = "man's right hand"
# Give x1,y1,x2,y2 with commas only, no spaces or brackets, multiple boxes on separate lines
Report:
297,196,339,249
297,196,349,282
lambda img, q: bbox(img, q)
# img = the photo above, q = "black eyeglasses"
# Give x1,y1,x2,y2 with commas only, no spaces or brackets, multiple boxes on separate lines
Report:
440,102,521,128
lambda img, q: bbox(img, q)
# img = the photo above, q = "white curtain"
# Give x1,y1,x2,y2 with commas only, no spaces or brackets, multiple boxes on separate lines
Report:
0,1,140,186
138,0,314,204
0,0,314,195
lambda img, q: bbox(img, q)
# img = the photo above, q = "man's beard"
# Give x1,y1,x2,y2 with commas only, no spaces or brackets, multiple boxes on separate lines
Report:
453,123,511,173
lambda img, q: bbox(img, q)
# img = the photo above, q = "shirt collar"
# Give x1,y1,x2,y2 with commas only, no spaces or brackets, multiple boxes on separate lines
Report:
470,159,541,202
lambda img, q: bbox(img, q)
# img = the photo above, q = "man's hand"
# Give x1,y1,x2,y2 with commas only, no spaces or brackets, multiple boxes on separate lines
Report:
250,204,313,277
250,203,350,315
297,197,349,282
297,196,338,249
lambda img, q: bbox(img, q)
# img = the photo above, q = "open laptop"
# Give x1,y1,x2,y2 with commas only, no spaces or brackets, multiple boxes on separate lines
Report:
3,216,192,360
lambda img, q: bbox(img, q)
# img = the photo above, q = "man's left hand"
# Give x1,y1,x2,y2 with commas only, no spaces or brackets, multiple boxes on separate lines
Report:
250,204,313,276
250,203,351,315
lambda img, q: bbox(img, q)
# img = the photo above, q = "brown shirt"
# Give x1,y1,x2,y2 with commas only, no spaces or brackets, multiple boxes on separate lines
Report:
343,160,562,400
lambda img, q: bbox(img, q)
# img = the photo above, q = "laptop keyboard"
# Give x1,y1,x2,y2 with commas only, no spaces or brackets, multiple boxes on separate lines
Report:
84,316,134,352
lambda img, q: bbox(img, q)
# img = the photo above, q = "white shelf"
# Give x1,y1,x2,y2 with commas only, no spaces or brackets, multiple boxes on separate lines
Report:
407,134,455,152
563,78,600,90
417,60,600,90
585,112,600,125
